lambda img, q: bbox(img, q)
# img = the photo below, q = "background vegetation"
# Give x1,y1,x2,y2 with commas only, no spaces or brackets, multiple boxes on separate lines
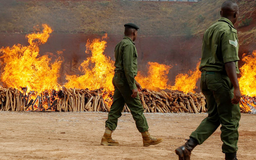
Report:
0,0,255,37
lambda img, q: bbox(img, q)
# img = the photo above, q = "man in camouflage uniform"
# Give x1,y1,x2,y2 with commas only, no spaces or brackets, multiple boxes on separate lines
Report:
175,1,241,160
101,23,162,147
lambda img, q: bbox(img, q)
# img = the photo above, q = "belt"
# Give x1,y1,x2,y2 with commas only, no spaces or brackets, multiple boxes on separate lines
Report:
204,71,227,76
205,71,215,74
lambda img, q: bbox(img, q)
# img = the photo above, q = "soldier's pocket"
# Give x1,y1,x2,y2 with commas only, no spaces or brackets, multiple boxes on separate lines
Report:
113,76,124,88
221,74,233,90
206,73,223,91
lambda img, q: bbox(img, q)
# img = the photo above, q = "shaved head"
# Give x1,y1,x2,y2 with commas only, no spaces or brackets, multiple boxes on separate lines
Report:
124,27,137,41
220,1,239,24
221,1,238,17
125,27,136,36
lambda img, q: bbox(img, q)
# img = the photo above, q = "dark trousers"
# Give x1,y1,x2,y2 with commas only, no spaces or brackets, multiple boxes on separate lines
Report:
190,71,241,153
105,72,149,133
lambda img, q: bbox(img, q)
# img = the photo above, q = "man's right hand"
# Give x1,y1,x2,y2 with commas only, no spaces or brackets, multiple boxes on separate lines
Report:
131,88,138,98
232,88,241,104
135,81,142,91
225,62,241,104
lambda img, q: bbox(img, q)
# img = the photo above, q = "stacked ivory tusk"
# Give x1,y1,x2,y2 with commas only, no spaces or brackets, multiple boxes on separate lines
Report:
0,88,110,112
54,88,110,112
240,96,256,114
0,87,254,113
139,89,206,113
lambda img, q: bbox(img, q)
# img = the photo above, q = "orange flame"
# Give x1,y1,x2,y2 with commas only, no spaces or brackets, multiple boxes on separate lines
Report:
238,51,256,113
0,24,62,93
171,62,201,93
65,34,114,91
137,62,172,90
64,34,115,107
137,61,201,94
239,51,256,97
0,24,203,111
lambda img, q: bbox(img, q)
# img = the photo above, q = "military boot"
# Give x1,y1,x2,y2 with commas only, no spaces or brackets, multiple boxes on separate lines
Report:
225,153,238,160
175,138,198,160
141,131,162,147
100,128,119,146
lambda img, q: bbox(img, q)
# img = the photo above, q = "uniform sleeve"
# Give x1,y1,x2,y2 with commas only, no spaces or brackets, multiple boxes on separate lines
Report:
221,30,239,63
123,44,136,91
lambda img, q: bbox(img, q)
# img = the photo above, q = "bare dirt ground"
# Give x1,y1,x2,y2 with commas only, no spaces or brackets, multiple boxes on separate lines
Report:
0,112,255,160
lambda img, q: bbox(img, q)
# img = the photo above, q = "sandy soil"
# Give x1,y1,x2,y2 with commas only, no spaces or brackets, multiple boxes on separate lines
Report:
0,112,255,160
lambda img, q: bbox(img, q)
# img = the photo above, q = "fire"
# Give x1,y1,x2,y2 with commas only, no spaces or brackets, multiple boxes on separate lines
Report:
65,34,114,91
171,62,201,93
64,34,115,107
5,24,252,112
136,62,172,90
0,24,62,94
0,23,254,114
239,51,256,97
238,51,256,113
137,61,201,94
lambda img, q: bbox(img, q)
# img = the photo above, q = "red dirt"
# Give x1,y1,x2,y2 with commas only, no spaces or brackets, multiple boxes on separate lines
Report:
0,112,255,160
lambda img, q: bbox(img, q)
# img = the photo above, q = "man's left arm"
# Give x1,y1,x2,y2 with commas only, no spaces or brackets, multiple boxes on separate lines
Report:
123,44,139,98
225,62,241,104
222,30,241,104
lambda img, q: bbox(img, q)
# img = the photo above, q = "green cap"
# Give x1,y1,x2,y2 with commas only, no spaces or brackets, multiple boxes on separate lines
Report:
124,23,139,30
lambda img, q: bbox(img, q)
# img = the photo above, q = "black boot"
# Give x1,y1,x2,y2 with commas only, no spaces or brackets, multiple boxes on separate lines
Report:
225,153,237,160
175,137,198,160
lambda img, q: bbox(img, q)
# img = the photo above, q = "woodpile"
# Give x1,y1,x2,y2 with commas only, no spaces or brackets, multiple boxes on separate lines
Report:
56,88,110,112
0,87,254,114
0,87,206,113
0,88,110,112
240,95,256,114
139,89,206,113
0,88,24,111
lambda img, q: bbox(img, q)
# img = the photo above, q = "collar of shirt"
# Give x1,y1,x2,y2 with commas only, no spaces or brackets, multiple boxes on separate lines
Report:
123,36,135,45
218,17,235,29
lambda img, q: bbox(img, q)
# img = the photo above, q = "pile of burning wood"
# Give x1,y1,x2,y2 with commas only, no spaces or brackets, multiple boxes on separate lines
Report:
139,89,206,113
0,87,255,113
0,87,205,113
0,87,110,112
240,95,256,114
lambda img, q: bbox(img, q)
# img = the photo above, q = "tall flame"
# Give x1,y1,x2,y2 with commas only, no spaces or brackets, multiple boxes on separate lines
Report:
0,24,62,93
65,34,114,92
239,51,256,97
0,23,203,111
137,61,200,93
2,24,256,113
171,62,201,93
137,62,172,90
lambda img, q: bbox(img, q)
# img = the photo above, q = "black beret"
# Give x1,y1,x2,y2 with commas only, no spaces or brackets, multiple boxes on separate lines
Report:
124,23,139,30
